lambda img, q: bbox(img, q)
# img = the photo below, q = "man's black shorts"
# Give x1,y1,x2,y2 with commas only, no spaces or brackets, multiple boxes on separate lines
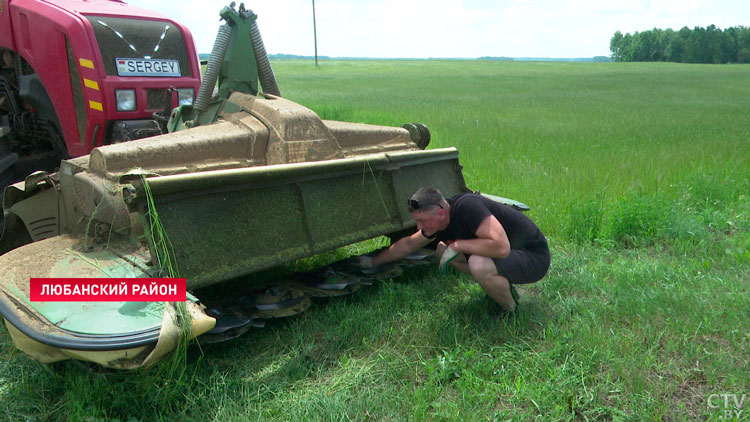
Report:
493,239,550,284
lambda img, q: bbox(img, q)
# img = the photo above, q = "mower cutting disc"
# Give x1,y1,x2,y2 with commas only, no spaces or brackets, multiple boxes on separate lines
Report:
400,248,437,267
248,284,311,318
291,268,362,297
332,257,404,280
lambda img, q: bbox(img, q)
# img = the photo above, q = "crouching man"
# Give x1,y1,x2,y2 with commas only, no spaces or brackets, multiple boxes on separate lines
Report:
359,187,550,312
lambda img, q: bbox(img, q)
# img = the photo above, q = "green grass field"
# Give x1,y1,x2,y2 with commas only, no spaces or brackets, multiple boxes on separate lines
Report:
1,61,748,421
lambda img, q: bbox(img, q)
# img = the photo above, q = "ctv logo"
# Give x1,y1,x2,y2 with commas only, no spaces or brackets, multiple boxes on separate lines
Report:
707,393,746,420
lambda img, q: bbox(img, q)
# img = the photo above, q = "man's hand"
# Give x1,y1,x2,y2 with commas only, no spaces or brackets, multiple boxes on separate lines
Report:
438,245,459,274
351,255,374,269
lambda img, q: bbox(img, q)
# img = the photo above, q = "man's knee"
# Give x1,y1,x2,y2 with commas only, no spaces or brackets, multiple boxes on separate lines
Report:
467,255,497,279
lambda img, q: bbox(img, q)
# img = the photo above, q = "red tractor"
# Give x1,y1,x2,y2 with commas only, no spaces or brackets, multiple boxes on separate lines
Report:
0,0,201,229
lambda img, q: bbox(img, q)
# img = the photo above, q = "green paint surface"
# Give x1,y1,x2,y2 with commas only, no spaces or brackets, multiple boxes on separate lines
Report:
21,248,165,335
33,301,164,335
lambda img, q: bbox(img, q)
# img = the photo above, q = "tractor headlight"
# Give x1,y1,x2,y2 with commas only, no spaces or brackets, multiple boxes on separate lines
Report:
115,89,136,111
177,88,194,106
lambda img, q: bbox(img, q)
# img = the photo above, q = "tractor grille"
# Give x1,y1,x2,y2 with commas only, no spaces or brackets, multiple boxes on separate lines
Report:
147,89,167,110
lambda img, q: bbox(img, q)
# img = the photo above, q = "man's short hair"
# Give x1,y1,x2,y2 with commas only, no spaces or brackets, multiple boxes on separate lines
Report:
408,187,448,212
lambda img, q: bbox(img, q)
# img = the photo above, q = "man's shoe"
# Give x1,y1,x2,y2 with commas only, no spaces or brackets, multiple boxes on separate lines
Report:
483,295,517,318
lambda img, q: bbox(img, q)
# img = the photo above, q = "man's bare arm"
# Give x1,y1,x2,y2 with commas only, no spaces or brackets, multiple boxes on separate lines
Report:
449,215,510,258
371,230,434,266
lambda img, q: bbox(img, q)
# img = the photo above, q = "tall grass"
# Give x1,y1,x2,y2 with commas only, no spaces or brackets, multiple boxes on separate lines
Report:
0,61,748,421
276,61,750,236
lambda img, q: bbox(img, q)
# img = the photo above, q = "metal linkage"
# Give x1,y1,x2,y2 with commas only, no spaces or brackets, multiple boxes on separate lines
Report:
249,18,280,97
194,24,232,113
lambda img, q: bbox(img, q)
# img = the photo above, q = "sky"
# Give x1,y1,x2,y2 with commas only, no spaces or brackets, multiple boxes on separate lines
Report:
126,0,750,58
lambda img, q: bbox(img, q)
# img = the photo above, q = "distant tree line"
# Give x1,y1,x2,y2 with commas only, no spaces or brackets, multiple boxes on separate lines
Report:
610,25,750,63
478,56,612,62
